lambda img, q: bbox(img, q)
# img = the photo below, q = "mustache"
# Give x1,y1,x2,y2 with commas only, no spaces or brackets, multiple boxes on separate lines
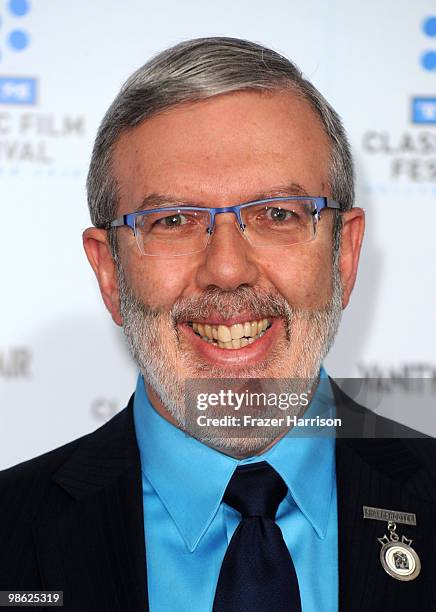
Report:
170,286,293,325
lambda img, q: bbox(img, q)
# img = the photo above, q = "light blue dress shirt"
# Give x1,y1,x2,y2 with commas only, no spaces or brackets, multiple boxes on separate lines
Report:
133,371,338,612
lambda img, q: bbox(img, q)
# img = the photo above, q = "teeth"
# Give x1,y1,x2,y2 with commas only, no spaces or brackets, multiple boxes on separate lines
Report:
230,323,244,340
191,317,272,349
218,325,232,342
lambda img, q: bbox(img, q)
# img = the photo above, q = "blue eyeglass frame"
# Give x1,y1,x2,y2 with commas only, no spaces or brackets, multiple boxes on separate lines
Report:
109,196,342,235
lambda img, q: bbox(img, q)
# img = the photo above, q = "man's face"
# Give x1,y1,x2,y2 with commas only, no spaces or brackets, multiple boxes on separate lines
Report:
85,90,364,455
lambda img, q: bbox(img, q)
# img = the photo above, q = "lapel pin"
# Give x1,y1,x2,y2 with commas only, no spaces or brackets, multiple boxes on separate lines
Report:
363,506,421,582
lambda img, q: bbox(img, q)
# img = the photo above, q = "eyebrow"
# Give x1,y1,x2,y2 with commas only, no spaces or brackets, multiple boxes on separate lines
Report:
133,183,311,212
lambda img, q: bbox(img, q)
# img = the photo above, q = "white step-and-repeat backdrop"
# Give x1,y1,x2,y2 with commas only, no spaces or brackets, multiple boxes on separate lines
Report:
1,0,435,468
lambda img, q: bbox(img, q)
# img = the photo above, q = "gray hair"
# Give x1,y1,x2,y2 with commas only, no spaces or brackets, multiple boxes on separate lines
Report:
87,37,354,256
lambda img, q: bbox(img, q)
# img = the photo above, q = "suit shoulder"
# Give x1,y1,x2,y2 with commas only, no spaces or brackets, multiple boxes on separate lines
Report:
0,403,133,504
0,432,90,497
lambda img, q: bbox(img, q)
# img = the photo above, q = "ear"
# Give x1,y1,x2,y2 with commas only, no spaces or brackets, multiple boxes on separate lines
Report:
83,227,123,326
339,207,365,308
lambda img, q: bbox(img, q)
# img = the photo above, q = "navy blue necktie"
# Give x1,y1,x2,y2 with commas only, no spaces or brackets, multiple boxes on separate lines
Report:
213,461,302,612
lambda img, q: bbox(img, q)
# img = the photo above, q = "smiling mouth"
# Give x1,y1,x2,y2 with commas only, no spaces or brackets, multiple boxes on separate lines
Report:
187,318,273,349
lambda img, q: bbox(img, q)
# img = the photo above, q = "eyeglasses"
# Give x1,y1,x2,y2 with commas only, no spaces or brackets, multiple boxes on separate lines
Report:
108,196,342,257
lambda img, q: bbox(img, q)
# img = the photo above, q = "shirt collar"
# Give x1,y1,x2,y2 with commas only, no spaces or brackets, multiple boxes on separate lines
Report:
133,369,336,552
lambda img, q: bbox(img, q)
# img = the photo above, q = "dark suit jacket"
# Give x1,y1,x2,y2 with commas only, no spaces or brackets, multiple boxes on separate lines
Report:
1,385,436,611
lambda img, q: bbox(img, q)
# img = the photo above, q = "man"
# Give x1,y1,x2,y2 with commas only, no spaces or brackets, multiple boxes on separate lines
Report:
1,37,435,611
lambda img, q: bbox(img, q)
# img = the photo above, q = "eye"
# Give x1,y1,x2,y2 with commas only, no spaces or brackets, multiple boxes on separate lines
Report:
158,213,189,227
265,207,297,222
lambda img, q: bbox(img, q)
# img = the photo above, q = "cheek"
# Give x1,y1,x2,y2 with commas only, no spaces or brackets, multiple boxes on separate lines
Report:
260,246,333,309
126,255,199,309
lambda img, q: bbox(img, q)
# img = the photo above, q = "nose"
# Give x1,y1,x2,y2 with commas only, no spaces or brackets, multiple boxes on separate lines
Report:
195,212,259,292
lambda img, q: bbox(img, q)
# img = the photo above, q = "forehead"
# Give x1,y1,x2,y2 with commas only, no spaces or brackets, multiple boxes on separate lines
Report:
112,90,330,212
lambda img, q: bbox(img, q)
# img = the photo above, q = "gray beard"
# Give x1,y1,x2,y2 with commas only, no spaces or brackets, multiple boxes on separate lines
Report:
117,260,343,457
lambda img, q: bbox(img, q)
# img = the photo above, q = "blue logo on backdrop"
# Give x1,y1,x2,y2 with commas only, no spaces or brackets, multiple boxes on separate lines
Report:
421,16,436,71
0,0,85,173
0,76,36,104
411,97,436,125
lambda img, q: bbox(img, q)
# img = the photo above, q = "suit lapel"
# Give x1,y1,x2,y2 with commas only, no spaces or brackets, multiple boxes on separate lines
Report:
335,392,436,612
32,398,148,612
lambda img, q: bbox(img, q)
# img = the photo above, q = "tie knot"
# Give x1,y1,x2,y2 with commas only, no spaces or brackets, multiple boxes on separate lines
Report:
223,462,288,520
